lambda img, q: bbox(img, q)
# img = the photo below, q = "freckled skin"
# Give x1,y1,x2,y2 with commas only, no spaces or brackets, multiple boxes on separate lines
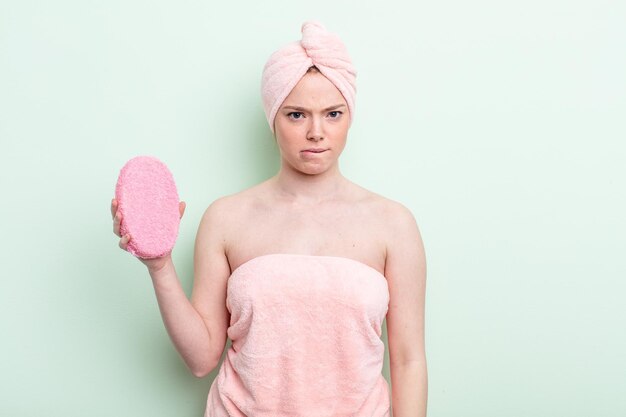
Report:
273,70,350,178
220,68,391,274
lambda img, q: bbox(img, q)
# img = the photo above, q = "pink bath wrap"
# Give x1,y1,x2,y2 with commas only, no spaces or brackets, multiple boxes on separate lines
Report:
204,253,391,417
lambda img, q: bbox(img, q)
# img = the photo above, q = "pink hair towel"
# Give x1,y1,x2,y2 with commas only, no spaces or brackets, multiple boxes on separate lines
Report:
114,155,180,259
260,20,358,134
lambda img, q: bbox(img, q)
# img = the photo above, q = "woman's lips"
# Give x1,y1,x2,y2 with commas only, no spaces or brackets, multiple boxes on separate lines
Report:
302,149,327,153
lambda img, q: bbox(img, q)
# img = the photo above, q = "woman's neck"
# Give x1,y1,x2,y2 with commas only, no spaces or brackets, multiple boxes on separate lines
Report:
272,164,349,205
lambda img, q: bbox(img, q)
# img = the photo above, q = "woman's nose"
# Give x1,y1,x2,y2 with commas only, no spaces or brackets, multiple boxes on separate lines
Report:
307,116,324,141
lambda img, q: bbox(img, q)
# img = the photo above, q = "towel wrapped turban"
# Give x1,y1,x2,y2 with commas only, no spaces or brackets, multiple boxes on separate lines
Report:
260,21,357,134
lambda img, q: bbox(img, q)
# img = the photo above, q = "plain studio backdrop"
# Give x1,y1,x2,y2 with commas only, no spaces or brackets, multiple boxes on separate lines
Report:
0,0,624,416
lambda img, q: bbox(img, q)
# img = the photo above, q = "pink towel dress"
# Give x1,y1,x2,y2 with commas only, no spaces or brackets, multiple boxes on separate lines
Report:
204,253,391,417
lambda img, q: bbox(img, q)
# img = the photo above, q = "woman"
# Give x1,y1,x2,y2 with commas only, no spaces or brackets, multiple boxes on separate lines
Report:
111,21,427,417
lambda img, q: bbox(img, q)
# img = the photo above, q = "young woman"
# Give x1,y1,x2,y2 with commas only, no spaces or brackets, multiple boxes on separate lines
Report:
111,20,427,417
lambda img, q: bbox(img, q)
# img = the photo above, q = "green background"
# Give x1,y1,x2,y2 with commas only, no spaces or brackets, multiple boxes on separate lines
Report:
1,0,624,416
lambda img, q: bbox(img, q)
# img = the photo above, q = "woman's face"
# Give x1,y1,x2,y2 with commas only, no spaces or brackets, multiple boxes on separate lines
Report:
274,70,350,175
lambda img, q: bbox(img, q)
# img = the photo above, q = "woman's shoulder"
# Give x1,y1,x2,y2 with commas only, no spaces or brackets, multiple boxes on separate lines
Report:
204,179,272,215
348,180,415,219
349,184,423,266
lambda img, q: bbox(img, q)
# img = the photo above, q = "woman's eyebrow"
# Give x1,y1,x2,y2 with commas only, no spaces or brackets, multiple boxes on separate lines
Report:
282,104,346,111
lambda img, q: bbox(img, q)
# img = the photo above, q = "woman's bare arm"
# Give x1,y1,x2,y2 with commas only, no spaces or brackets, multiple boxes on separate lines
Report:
113,197,232,378
148,258,215,377
383,201,428,417
148,198,232,377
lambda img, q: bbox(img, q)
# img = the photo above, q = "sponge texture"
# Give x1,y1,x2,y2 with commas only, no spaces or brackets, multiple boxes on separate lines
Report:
115,155,180,259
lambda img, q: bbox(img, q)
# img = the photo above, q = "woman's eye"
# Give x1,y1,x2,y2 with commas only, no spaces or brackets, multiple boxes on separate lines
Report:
329,111,342,118
288,112,303,119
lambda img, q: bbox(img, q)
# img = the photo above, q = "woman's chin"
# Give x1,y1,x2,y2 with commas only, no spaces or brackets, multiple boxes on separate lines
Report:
281,156,338,176
295,161,331,176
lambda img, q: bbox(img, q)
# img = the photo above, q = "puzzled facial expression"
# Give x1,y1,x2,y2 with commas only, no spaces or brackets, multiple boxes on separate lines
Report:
273,71,350,174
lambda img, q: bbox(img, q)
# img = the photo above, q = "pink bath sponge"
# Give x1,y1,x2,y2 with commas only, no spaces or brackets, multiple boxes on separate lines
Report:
115,155,181,259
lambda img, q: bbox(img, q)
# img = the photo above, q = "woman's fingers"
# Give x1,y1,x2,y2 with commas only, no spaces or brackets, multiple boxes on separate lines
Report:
111,198,120,234
180,201,186,219
119,233,131,250
113,211,121,237
114,197,130,251
112,198,131,253
112,198,122,237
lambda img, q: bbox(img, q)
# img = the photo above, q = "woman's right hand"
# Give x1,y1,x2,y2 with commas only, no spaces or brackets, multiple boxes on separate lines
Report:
111,197,186,273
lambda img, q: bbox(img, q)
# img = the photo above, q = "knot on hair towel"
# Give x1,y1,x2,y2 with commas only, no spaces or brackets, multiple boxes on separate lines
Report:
260,20,357,134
